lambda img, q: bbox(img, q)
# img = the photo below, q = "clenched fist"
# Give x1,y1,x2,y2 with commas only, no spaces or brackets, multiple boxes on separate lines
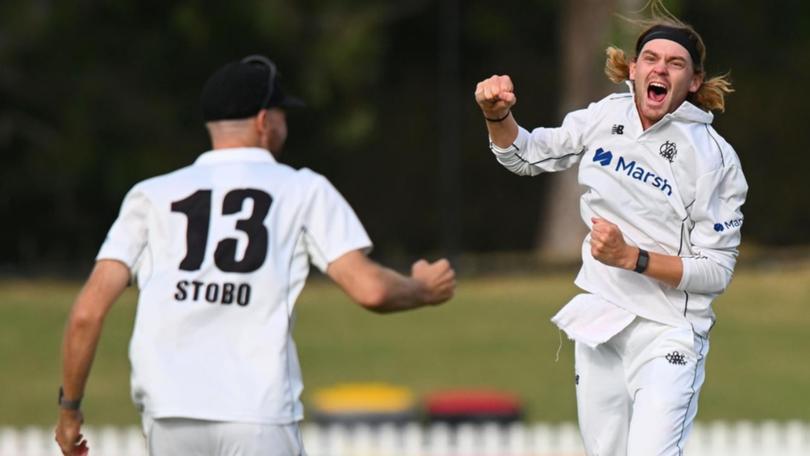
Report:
474,75,517,120
411,258,456,305
590,217,638,270
55,409,88,456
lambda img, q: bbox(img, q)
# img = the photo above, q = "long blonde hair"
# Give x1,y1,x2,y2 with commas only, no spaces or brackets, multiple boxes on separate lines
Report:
604,1,733,112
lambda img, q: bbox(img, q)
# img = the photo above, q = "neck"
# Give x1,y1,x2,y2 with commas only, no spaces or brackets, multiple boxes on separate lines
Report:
206,119,264,150
210,138,263,150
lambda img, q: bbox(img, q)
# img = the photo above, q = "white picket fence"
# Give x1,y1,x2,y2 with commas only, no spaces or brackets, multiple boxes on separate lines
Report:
2,421,808,455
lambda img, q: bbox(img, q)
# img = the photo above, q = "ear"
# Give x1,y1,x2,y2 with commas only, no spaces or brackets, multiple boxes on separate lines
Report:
689,72,704,94
628,59,637,81
255,109,269,131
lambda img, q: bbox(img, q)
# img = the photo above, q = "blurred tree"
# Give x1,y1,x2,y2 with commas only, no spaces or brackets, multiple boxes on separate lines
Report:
682,0,810,247
533,0,618,262
0,0,806,274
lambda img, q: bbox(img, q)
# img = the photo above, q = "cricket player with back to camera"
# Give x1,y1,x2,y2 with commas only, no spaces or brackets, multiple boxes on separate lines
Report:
475,2,747,455
55,55,456,456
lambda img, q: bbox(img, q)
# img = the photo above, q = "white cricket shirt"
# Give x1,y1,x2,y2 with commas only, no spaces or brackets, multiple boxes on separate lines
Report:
492,83,748,338
97,147,371,423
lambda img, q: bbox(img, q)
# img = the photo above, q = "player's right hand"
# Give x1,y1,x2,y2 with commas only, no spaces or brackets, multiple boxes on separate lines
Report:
474,75,517,119
411,258,456,305
55,409,88,456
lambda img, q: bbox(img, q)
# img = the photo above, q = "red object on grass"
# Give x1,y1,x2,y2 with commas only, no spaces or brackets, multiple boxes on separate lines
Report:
425,389,523,423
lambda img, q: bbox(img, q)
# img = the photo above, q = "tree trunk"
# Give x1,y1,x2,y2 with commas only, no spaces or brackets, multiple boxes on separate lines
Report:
535,0,642,262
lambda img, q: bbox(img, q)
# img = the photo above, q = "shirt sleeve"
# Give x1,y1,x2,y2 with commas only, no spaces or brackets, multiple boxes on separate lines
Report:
678,160,748,294
96,185,150,269
490,103,597,176
299,172,372,273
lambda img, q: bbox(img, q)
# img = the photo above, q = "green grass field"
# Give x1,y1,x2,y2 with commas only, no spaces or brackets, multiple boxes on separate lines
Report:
2,262,809,426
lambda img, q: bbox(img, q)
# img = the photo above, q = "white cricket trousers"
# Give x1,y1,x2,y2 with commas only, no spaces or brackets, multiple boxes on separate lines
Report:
574,317,709,456
142,415,306,456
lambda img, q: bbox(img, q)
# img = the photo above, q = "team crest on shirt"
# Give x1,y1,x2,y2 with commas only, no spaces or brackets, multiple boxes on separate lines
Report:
659,141,678,163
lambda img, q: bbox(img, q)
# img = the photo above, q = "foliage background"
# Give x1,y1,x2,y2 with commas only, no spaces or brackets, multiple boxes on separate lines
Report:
1,1,808,274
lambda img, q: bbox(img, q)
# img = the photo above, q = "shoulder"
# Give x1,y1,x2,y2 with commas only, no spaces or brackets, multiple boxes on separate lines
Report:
686,123,743,173
292,167,345,199
604,91,633,102
580,90,633,120
600,89,634,106
294,167,331,186
130,163,196,193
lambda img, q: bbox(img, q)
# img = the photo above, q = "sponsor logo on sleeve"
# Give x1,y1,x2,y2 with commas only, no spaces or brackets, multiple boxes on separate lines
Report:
714,218,743,232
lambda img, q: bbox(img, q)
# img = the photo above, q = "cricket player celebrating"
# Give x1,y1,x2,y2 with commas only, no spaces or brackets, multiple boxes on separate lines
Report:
55,55,455,456
475,6,747,456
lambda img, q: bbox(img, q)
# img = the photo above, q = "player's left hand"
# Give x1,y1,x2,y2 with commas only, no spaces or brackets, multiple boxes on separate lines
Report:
590,217,637,270
55,409,88,456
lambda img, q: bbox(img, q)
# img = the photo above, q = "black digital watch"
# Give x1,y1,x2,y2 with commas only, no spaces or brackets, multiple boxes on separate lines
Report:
634,249,650,274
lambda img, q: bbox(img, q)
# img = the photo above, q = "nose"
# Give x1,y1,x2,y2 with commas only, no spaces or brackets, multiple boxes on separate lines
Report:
651,60,668,74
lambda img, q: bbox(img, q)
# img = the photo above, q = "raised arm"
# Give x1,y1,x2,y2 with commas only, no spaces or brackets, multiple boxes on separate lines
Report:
475,74,519,148
326,250,455,313
475,74,594,176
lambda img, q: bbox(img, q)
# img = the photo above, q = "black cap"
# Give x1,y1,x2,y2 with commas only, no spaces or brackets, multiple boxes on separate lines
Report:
200,55,304,122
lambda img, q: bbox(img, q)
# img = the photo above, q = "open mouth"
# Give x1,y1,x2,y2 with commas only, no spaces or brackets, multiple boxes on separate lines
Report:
647,82,668,103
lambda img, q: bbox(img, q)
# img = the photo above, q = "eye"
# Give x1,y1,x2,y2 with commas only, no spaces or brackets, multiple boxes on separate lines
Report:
671,60,686,69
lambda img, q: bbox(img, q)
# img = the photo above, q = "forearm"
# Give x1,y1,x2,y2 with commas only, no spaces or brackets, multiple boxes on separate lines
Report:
677,255,734,294
60,260,129,400
643,250,683,288
637,249,733,293
328,250,453,312
361,266,429,313
61,313,106,400
611,244,737,293
613,245,682,288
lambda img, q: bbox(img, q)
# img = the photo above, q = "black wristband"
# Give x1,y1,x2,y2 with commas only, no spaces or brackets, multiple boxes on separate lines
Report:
634,248,650,274
58,386,82,410
484,110,511,122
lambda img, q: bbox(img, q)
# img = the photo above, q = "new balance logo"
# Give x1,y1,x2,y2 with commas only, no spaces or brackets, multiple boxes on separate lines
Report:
611,124,624,135
593,147,613,166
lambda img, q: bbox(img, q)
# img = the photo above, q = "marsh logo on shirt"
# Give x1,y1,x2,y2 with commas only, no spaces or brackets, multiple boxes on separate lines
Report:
714,218,743,232
593,147,673,197
593,147,613,166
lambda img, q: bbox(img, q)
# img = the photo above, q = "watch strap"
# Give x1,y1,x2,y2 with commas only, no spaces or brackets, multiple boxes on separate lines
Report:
633,248,650,274
58,386,82,410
